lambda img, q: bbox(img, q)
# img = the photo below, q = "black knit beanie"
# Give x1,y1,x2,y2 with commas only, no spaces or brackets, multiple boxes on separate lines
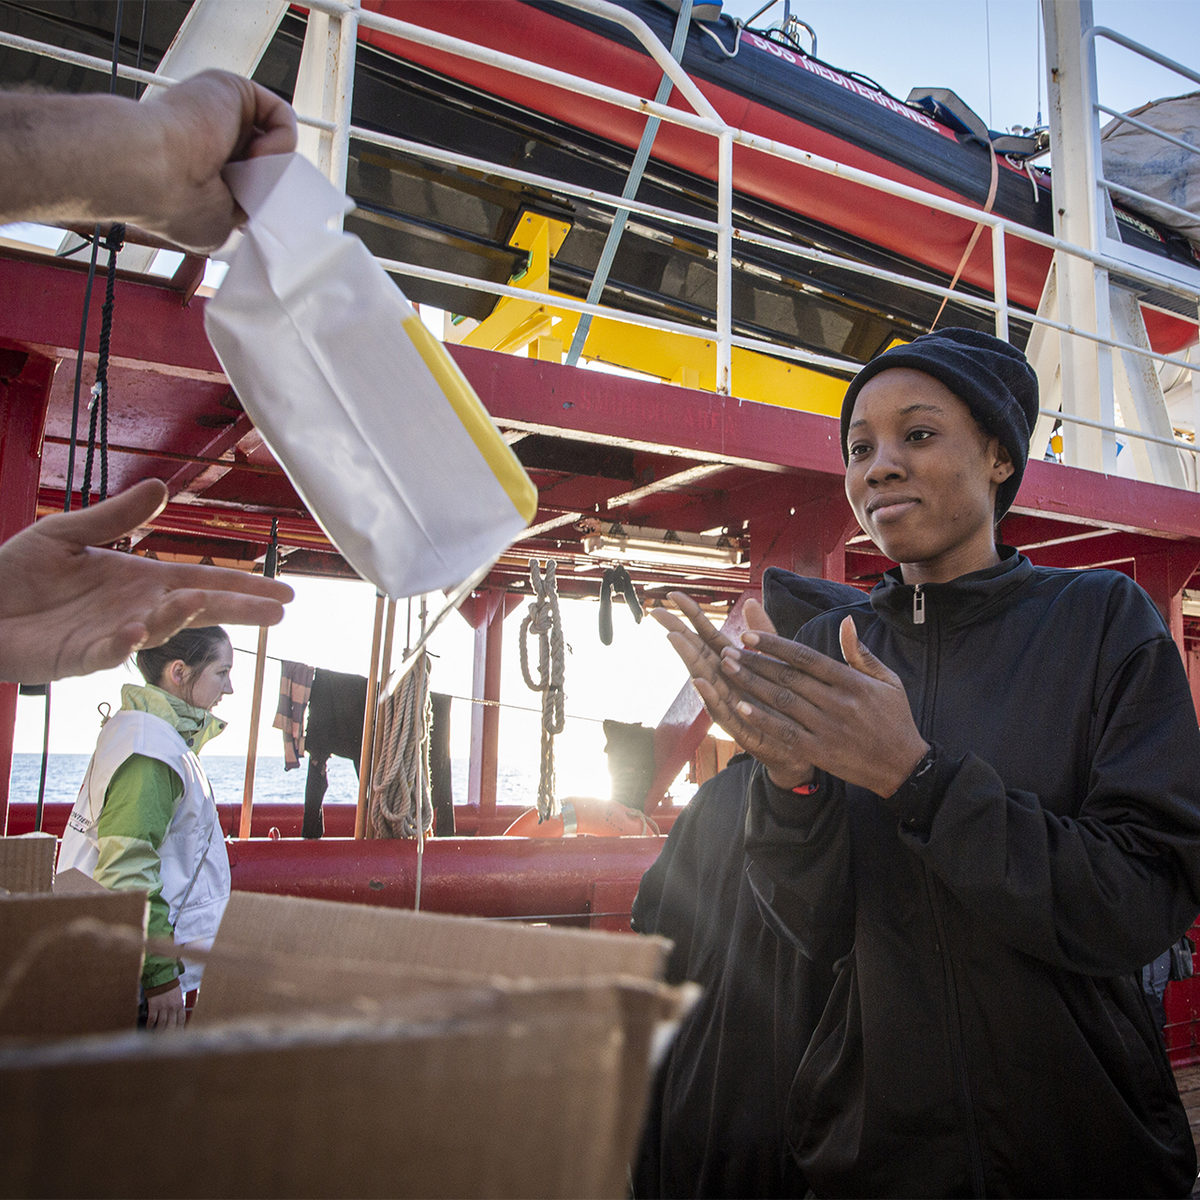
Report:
839,328,1039,518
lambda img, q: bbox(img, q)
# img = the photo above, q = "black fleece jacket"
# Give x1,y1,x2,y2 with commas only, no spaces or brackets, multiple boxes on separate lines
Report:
747,548,1200,1197
631,569,866,1199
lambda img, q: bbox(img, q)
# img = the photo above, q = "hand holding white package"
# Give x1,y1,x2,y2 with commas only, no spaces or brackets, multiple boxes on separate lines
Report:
203,153,536,599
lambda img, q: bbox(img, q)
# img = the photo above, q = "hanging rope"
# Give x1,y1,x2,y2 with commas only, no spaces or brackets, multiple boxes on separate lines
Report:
368,652,433,839
80,223,124,508
520,559,565,821
65,1,123,512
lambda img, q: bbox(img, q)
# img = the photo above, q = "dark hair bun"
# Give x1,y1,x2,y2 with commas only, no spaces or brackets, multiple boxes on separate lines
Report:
136,626,230,690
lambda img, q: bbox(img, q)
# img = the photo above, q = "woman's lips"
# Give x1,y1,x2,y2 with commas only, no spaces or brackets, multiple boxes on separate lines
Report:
869,498,919,524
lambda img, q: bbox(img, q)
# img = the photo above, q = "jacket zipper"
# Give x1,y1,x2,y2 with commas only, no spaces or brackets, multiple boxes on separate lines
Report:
915,588,986,1197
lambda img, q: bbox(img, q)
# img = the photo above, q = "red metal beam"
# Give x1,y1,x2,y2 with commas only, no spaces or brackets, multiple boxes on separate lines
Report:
1013,461,1200,541
0,254,219,374
0,350,54,830
450,344,845,477
7,799,581,841
225,834,664,925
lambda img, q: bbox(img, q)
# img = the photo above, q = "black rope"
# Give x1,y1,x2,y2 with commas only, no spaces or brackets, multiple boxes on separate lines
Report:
80,224,124,508
64,242,100,512
64,0,124,512
35,685,50,834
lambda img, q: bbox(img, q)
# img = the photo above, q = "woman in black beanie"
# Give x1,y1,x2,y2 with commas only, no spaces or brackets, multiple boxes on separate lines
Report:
652,329,1200,1197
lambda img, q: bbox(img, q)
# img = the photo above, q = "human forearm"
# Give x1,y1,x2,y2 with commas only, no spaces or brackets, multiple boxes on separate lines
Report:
0,92,173,231
903,744,1200,975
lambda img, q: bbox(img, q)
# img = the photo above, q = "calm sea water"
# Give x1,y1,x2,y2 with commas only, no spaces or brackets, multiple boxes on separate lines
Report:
8,754,541,809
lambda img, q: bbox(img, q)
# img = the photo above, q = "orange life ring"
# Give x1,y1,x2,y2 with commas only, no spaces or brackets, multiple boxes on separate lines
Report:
502,796,660,837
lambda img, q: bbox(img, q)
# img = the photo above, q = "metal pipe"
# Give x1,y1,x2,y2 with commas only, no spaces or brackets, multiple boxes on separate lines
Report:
238,623,270,839
992,222,1009,341
226,834,665,921
1020,310,1198,375
716,130,734,392
1041,408,1200,456
42,435,284,474
1100,179,1200,230
606,462,730,508
354,591,387,839
0,30,336,130
1085,26,1200,90
350,125,720,232
563,0,694,368
1095,103,1200,159
552,0,723,123
354,7,722,136
330,0,360,196
731,225,1001,312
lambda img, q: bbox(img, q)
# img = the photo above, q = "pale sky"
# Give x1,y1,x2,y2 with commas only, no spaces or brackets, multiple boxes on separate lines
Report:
13,1,1200,802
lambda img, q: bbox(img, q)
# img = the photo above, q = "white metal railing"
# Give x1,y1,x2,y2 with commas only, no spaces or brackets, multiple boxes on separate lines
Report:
4,1,1199,469
340,0,1200,463
1086,27,1200,233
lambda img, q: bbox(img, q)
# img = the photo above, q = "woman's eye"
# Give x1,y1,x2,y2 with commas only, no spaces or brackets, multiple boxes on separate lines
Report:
907,429,933,442
848,443,871,458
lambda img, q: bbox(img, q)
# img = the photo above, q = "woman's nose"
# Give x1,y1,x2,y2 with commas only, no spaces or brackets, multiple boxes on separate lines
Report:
866,442,905,484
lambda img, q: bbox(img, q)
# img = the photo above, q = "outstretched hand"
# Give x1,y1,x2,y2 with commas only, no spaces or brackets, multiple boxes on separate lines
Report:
721,616,928,798
0,480,293,684
650,592,818,790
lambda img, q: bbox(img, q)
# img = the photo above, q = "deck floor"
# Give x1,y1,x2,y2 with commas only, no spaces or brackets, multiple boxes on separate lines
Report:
1174,1065,1200,1197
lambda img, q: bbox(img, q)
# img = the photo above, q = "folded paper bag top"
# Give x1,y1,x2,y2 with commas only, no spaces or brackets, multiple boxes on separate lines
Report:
203,153,536,599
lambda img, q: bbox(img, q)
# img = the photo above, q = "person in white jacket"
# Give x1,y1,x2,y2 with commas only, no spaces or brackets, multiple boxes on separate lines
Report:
58,626,234,1030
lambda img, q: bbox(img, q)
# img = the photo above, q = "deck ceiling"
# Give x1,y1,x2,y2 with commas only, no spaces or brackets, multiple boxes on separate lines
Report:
4,251,1200,623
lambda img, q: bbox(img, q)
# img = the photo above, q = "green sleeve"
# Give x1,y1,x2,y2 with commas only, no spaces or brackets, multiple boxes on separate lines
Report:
94,754,185,991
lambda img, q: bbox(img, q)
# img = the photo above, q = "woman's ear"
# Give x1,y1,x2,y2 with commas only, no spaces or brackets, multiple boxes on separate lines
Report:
167,659,187,687
991,442,1014,484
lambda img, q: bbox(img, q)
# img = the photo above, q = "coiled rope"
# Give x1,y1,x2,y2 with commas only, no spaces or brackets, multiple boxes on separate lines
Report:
368,652,433,839
520,559,565,821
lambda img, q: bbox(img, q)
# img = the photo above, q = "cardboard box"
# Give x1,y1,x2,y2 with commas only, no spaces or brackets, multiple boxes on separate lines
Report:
0,892,690,1199
0,890,147,1039
0,832,56,894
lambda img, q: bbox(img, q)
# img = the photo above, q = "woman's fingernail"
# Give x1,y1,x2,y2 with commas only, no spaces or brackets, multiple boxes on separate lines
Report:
736,701,753,716
742,631,760,646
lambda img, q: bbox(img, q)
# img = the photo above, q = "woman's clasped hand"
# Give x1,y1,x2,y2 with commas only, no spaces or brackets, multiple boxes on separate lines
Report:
652,591,928,799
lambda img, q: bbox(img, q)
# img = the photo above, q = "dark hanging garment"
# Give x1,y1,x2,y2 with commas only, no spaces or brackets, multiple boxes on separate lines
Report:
302,669,368,838
430,692,455,836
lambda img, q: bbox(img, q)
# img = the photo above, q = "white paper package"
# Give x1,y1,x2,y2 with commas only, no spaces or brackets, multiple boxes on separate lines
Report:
203,153,536,599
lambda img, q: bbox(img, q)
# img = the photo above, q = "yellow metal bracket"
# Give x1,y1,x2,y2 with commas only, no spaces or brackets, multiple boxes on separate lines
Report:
457,211,849,417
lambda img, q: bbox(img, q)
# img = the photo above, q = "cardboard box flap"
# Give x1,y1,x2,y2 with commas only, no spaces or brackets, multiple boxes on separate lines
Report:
0,981,684,1199
0,891,147,1039
193,939,686,1028
0,833,56,894
52,867,109,896
217,892,670,983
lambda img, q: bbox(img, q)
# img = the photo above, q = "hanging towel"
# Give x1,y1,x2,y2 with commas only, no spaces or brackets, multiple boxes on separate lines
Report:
273,661,316,771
